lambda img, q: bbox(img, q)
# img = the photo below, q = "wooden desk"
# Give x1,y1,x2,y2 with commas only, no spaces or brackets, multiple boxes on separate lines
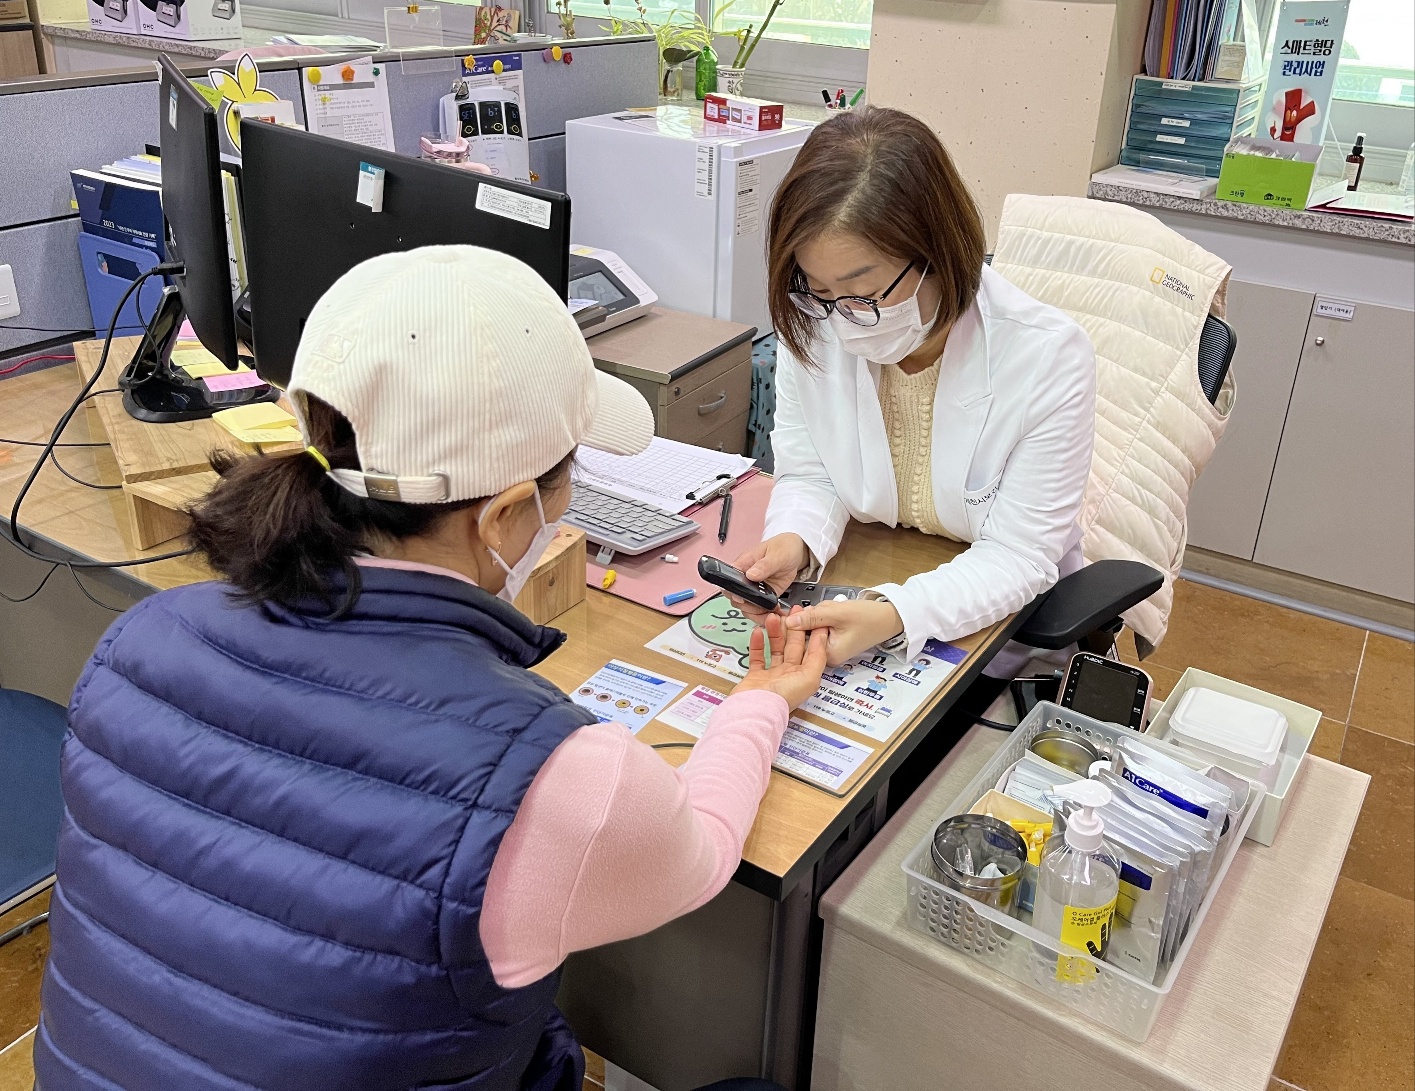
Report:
0,359,1021,1091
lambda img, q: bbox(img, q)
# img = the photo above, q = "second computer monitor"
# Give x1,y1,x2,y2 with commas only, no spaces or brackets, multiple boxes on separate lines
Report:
240,120,571,390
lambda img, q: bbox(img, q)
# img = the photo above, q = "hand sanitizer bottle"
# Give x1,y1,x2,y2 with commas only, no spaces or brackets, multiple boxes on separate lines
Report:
1032,780,1120,983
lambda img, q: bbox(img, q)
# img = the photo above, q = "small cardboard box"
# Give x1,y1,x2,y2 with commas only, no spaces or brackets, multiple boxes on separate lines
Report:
703,92,729,124
87,0,137,33
703,92,783,131
134,0,241,40
1216,136,1347,210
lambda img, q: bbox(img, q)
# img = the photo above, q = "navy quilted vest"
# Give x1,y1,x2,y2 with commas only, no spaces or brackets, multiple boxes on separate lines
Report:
34,567,596,1091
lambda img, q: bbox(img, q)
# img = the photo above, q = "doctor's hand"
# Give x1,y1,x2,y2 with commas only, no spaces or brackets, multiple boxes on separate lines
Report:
783,599,905,667
734,609,831,710
731,533,810,623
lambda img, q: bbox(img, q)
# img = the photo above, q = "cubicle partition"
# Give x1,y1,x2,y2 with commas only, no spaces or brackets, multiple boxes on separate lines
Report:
0,35,657,360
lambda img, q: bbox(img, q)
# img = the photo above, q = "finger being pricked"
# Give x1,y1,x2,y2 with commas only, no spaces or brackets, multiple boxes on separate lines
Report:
762,611,787,662
781,605,808,664
747,623,767,672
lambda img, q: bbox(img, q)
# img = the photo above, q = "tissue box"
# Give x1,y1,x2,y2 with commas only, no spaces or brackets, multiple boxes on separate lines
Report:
704,93,783,131
134,0,241,40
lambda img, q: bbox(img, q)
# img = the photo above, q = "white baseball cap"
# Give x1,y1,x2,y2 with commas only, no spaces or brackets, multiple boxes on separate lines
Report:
287,245,654,504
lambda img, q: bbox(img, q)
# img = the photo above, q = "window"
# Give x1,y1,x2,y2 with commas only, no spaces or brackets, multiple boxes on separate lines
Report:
1334,0,1414,105
576,0,695,24
564,0,872,49
715,0,872,51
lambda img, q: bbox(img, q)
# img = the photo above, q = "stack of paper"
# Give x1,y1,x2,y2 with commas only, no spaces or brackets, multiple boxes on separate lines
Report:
572,437,755,514
212,403,302,446
270,33,383,49
1091,164,1219,199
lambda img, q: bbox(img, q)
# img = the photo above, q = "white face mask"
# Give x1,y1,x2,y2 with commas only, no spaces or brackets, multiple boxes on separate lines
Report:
485,489,558,605
828,267,938,366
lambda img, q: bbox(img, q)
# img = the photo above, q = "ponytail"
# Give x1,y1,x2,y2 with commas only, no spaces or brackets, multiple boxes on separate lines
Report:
188,396,482,615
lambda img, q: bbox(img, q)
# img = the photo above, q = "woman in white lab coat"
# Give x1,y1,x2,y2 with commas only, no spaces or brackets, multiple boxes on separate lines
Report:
735,107,1098,674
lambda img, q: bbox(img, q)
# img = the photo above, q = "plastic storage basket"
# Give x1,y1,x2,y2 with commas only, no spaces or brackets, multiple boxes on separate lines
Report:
901,702,1261,1041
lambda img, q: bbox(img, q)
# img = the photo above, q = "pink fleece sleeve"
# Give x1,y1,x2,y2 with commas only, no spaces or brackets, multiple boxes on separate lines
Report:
480,689,789,988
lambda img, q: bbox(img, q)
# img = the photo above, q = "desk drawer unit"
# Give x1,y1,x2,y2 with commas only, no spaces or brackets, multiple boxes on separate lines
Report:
665,356,752,448
602,339,754,454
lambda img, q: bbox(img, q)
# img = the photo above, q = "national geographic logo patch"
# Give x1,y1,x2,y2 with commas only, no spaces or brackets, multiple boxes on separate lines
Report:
1151,267,1196,301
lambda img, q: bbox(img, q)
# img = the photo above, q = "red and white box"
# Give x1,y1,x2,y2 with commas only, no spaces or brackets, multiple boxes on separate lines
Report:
703,93,784,131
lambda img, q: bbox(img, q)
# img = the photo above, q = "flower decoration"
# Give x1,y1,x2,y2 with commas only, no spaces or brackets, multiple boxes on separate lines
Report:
208,53,279,150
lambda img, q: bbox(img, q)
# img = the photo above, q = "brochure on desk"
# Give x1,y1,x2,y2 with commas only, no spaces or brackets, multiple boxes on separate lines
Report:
644,595,969,796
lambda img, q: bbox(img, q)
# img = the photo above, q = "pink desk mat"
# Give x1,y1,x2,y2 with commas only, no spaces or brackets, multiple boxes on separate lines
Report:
585,472,772,615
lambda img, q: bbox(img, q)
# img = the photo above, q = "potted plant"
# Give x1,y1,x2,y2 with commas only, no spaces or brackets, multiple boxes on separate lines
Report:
717,0,786,95
554,0,576,38
606,0,713,97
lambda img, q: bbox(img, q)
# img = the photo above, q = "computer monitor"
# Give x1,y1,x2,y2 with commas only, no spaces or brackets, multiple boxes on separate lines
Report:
121,56,278,423
239,119,571,390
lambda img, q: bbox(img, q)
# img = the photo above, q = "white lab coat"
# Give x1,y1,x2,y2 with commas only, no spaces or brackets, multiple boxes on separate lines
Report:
763,266,1098,666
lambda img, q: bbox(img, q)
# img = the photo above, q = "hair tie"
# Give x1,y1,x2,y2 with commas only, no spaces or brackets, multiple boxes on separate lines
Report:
305,445,331,473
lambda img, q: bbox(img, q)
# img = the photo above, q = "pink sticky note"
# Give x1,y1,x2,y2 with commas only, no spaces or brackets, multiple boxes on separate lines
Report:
178,319,198,341
203,371,268,392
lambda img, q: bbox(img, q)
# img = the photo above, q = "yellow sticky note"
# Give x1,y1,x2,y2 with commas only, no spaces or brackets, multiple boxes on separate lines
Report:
178,360,253,379
237,426,304,445
172,345,219,369
213,403,298,441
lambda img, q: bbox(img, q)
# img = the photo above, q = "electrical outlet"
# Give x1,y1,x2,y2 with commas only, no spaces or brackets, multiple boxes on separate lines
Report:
0,264,19,321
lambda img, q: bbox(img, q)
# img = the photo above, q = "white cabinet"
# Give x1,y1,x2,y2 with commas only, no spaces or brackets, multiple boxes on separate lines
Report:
1187,281,1313,560
1254,300,1415,602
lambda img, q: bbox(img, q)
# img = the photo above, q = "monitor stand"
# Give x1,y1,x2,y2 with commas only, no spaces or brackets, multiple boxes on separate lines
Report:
120,286,280,424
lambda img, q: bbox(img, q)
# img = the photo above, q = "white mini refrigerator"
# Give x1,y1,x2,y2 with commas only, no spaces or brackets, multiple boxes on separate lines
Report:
566,107,815,336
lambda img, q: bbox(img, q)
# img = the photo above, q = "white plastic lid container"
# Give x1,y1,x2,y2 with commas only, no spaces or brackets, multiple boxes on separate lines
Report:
1168,687,1288,791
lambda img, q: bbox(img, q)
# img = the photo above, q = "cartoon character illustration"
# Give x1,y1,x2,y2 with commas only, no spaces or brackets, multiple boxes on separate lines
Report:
868,653,889,670
687,595,757,671
860,675,888,701
907,656,931,680
1269,88,1318,143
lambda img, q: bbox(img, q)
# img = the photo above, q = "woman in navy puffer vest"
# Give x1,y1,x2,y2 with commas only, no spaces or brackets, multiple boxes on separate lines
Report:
35,248,827,1091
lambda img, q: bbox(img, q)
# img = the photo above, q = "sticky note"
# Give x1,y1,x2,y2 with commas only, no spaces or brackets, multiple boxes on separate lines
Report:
212,403,299,445
180,361,249,379
204,371,267,392
240,426,304,445
171,344,246,377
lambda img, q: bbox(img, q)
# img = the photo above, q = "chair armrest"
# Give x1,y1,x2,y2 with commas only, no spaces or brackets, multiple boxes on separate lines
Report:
1012,560,1164,650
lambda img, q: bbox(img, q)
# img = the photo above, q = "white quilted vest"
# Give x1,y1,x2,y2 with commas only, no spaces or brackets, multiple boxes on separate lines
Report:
991,194,1235,651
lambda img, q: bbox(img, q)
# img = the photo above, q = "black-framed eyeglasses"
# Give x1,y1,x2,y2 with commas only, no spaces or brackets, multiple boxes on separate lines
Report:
788,262,916,327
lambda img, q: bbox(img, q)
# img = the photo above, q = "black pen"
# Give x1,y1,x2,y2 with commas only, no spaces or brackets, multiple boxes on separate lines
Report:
717,489,733,544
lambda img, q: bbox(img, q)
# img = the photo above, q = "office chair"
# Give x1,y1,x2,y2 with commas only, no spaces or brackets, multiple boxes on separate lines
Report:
972,259,1239,683
0,688,68,948
983,254,1238,408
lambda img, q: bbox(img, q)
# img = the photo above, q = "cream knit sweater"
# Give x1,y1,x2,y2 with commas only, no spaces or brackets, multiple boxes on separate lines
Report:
878,360,950,539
